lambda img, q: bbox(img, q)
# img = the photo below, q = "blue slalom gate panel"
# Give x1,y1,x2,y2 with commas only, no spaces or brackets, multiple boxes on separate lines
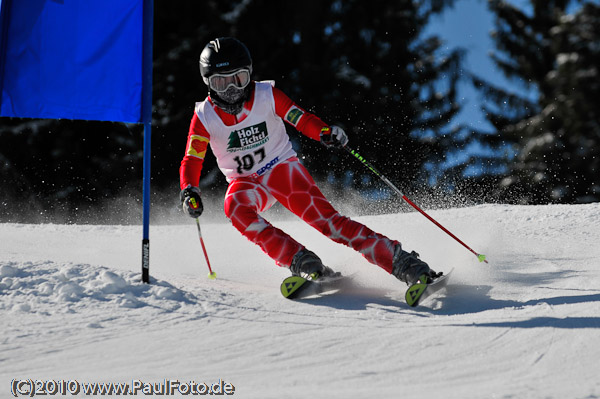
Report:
0,0,145,122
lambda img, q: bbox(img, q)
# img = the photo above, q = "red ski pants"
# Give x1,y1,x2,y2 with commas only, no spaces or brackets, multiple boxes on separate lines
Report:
224,157,397,272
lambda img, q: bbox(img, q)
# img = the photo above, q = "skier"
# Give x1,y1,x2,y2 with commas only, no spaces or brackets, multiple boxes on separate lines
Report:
179,37,436,285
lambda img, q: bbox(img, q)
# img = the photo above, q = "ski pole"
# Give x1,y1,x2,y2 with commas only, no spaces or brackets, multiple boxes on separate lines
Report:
344,146,488,263
190,198,217,279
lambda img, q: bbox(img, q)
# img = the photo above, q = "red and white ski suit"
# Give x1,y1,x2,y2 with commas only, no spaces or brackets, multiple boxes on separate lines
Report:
180,81,398,271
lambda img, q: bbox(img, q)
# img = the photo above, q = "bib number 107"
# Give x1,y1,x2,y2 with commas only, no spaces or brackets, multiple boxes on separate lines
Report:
234,148,266,174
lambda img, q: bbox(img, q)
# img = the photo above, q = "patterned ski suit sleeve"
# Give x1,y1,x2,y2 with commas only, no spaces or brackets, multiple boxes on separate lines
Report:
272,86,328,140
179,113,210,190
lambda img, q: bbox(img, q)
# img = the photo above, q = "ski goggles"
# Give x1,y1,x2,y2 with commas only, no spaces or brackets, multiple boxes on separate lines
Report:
207,69,251,93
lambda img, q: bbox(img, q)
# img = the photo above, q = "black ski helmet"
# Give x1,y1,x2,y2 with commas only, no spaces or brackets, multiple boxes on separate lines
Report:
200,37,252,82
199,37,253,114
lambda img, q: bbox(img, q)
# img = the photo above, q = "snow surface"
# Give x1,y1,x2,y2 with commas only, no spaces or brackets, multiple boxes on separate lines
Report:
2,203,600,398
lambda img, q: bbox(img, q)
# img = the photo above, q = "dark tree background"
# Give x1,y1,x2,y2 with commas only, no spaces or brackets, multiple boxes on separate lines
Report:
460,0,600,204
152,0,464,204
1,0,598,223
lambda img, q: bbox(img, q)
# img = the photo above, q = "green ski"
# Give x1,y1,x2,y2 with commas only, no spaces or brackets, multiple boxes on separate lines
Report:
280,273,344,299
405,269,453,307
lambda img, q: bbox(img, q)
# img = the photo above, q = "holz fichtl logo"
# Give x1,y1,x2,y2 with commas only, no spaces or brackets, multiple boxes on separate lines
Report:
227,121,268,152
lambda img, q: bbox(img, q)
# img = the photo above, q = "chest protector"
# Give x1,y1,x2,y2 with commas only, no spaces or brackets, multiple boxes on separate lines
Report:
195,81,296,182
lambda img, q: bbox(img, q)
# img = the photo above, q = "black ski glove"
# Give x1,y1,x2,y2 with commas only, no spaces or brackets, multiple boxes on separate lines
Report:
180,185,203,218
320,125,349,149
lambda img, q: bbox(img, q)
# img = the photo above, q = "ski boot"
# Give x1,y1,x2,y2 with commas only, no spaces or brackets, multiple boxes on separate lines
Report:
391,245,439,285
290,249,340,280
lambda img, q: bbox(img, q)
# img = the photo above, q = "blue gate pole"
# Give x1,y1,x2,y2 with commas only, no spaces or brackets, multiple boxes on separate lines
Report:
141,0,153,283
141,121,151,283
